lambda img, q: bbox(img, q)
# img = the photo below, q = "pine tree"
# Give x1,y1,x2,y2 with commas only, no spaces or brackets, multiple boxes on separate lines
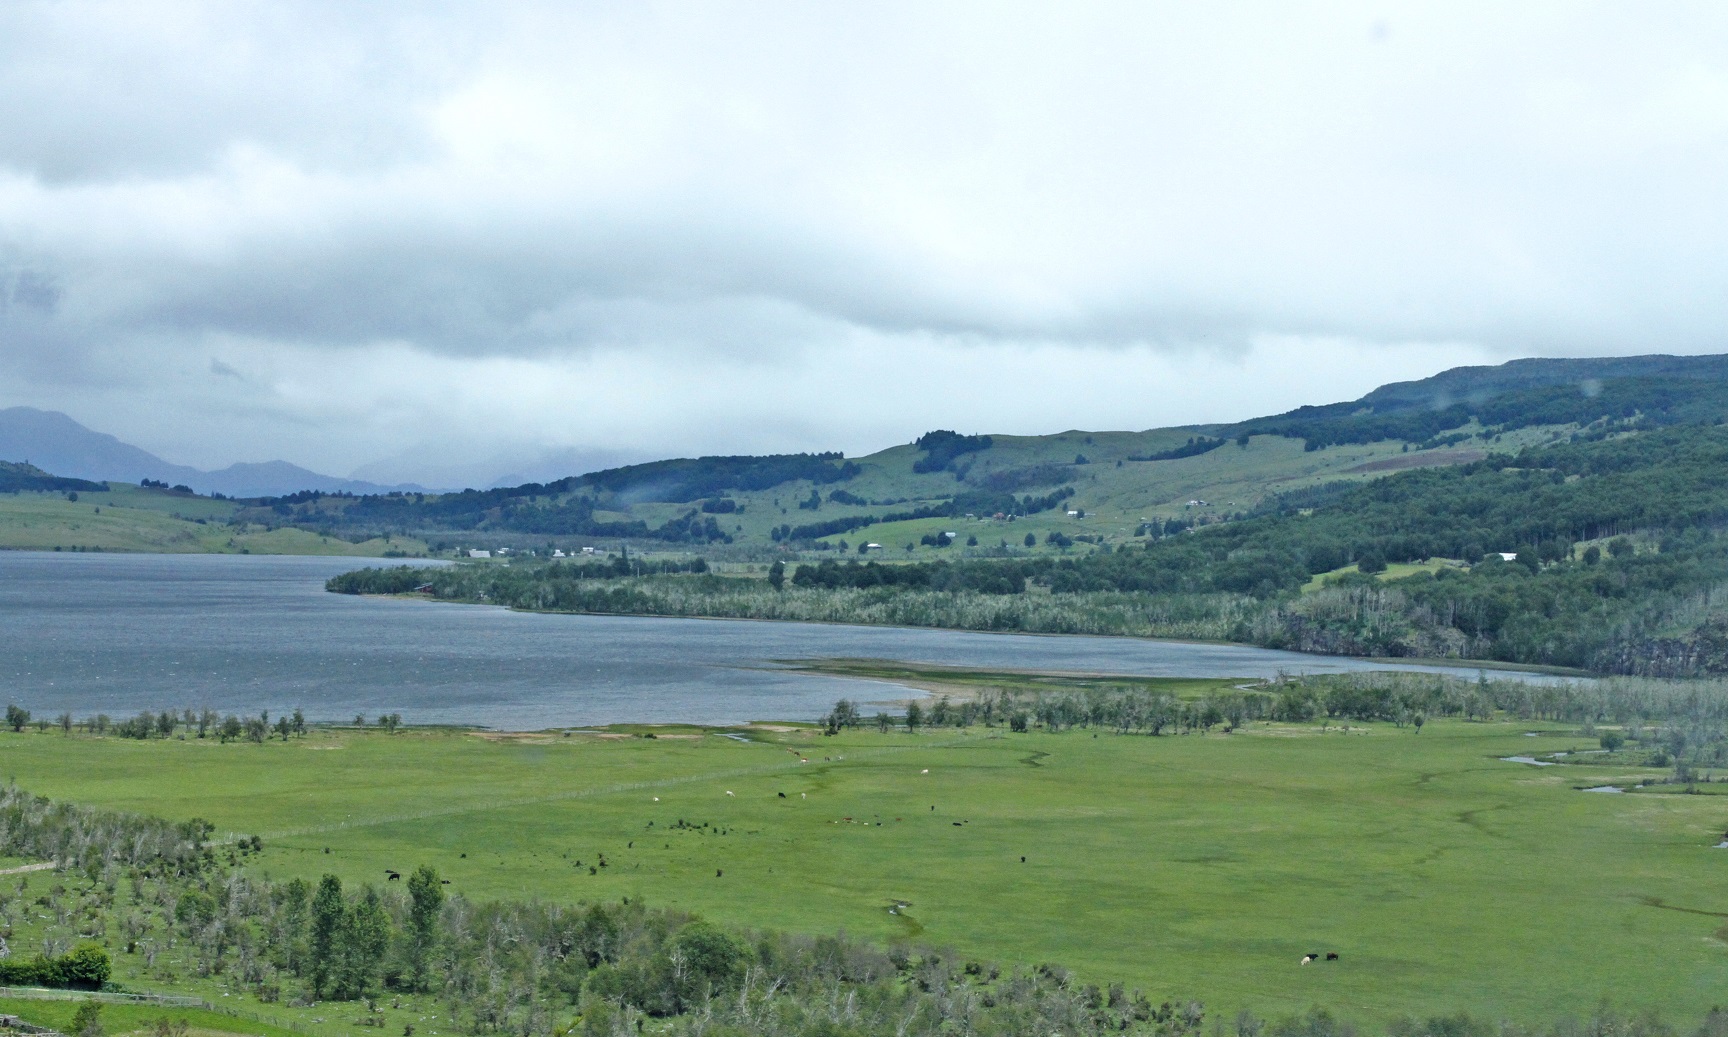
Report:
309,874,343,999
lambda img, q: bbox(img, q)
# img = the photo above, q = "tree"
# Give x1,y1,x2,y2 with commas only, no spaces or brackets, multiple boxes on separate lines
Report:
1024,532,1036,548
335,885,391,1000
57,712,71,735
5,704,29,732
874,712,891,733
218,715,243,743
671,922,744,1004
905,702,923,732
1607,537,1634,559
1583,545,1601,566
1600,731,1625,752
309,874,344,999
70,999,102,1037
767,560,785,591
405,866,444,991
1356,549,1387,574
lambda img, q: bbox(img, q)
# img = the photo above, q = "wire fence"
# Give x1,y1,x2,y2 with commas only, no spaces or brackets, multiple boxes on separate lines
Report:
0,986,355,1037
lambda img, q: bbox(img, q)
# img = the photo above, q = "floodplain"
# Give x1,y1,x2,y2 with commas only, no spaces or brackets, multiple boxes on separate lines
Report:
2,704,1723,1024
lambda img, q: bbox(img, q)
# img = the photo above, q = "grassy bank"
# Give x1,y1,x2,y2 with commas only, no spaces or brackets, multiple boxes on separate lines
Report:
0,718,1722,1023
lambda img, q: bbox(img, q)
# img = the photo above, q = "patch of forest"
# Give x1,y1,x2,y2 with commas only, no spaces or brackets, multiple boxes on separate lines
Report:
0,461,105,494
1235,365,1728,451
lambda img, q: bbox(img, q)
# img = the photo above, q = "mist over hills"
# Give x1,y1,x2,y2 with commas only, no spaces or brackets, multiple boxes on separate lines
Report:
0,407,429,498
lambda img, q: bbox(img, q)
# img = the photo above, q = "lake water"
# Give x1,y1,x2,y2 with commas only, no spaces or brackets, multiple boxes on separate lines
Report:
0,552,1550,729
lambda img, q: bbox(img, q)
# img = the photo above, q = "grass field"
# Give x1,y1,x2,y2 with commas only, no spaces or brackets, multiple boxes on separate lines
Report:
0,486,423,556
2,716,1725,1024
0,996,309,1037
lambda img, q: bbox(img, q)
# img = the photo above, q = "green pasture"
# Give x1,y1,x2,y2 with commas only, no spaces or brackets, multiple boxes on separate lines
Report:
696,423,1572,559
0,720,1724,1023
1301,559,1467,594
0,996,307,1037
0,490,423,556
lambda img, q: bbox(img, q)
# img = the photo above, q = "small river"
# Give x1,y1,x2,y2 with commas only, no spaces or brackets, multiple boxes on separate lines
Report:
0,552,1553,729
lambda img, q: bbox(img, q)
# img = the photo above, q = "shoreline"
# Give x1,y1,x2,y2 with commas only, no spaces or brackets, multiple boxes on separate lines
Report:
373,588,1588,683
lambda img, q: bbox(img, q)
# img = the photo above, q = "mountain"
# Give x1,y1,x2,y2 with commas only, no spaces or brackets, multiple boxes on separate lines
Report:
0,407,427,498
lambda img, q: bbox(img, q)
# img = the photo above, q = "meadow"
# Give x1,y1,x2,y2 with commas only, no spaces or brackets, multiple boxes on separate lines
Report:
0,713,1723,1025
0,486,422,556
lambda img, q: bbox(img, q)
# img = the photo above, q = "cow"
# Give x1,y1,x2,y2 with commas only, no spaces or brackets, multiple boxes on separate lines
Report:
1326,953,1339,961
716,869,723,877
778,792,786,798
385,870,401,881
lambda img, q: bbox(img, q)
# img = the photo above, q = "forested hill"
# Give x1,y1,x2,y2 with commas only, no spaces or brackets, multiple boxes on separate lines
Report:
243,351,1728,553
0,461,104,494
1234,353,1728,451
335,421,1728,675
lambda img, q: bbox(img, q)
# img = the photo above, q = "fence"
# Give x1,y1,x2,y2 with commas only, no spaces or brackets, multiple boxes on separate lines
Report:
0,987,352,1037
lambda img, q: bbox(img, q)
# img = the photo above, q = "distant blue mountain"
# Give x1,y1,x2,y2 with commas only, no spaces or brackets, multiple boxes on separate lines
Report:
0,407,427,498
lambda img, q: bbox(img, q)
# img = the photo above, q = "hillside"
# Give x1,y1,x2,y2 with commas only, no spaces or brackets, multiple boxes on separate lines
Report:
0,482,426,556
9,352,1728,566
320,352,1728,675
217,352,1726,559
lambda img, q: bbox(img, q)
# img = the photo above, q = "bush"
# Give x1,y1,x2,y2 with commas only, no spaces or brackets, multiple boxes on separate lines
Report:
0,943,112,989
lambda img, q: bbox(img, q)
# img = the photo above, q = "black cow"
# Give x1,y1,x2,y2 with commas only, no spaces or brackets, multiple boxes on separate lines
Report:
1326,953,1339,961
385,870,400,881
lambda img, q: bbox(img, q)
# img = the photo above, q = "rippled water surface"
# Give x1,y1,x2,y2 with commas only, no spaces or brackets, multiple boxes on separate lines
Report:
1,552,1540,728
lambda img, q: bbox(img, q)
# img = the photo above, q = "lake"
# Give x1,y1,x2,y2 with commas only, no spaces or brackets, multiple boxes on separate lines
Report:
0,552,1550,729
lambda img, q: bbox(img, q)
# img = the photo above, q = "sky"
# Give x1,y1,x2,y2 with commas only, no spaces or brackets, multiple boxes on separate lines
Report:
1,2,1725,487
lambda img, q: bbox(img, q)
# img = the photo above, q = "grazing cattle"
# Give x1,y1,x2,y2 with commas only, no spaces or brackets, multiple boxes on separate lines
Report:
921,769,929,774
725,790,734,797
778,792,786,798
1301,956,1313,965
1020,856,1026,862
1326,953,1339,961
440,879,450,885
385,870,400,880
716,869,723,877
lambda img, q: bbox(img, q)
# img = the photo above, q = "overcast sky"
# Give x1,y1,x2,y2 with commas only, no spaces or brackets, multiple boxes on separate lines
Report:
1,2,1725,485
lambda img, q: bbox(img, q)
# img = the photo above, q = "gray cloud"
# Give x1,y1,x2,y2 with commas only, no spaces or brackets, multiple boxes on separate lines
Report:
0,3,1725,478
